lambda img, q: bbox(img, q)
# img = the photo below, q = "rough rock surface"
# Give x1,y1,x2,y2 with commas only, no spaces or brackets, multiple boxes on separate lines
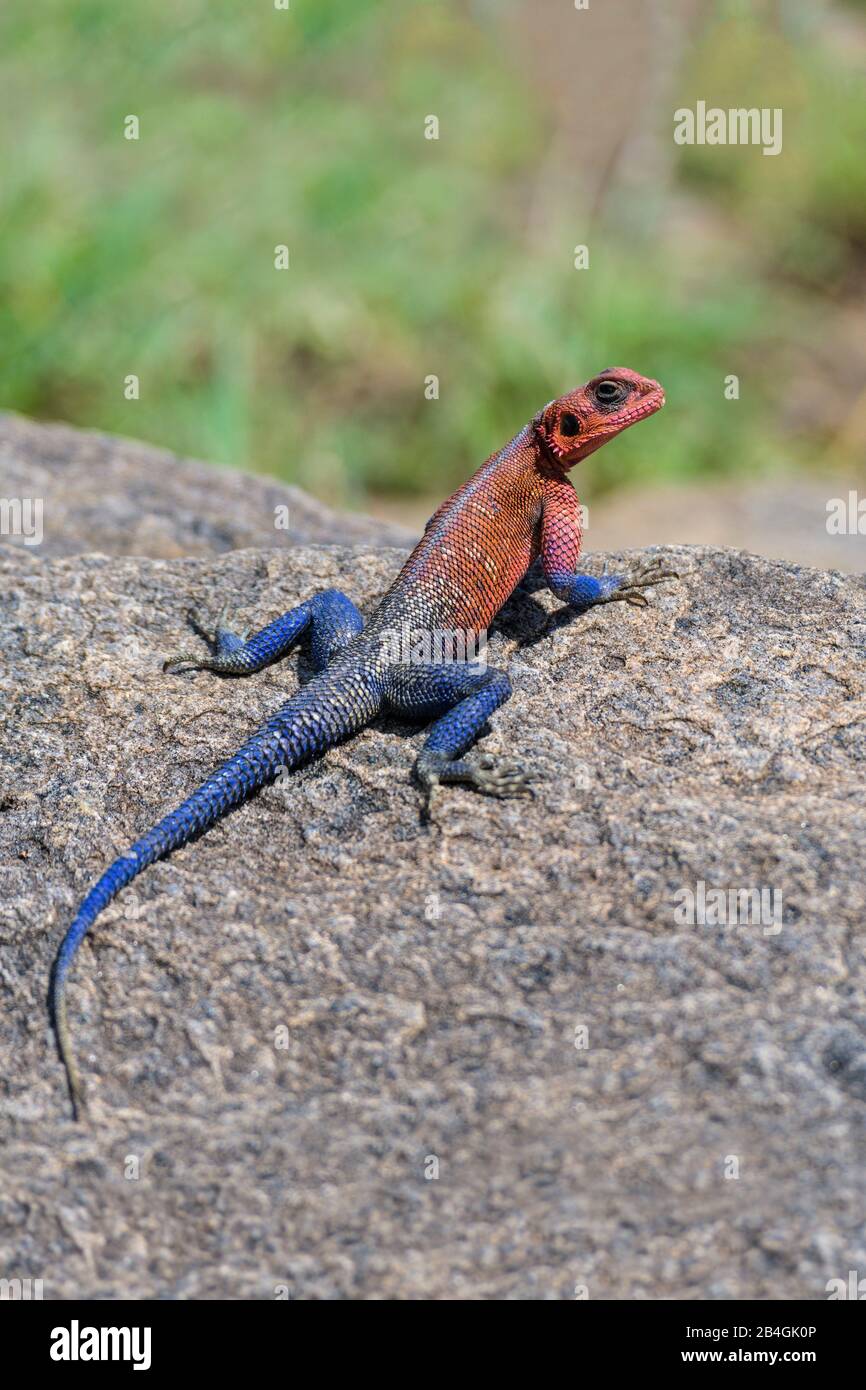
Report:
1,538,865,1301
0,411,415,558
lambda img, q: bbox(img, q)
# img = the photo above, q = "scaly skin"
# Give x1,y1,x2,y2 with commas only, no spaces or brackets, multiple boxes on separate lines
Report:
51,367,676,1117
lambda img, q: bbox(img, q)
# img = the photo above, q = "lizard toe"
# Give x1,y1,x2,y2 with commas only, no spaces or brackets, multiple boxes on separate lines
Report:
163,650,214,674
599,561,680,606
470,755,537,799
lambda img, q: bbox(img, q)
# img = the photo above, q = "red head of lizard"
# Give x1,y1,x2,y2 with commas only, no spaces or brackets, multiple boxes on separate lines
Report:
533,368,665,469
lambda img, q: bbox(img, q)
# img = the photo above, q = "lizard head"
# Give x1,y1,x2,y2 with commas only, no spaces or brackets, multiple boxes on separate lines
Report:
533,368,665,468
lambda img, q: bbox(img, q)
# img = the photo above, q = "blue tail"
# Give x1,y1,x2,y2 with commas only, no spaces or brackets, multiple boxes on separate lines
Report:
51,672,378,1117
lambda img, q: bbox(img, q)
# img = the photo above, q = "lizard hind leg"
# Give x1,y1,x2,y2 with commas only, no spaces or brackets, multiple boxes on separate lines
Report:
164,588,364,677
385,661,534,803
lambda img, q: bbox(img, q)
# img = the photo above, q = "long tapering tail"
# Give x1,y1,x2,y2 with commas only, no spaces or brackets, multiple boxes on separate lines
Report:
50,674,373,1117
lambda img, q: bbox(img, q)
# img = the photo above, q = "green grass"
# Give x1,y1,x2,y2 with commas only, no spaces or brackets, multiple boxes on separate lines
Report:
0,1,862,509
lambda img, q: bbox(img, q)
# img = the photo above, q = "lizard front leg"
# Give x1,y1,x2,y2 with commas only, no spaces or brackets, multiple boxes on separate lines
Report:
540,476,677,615
164,588,364,676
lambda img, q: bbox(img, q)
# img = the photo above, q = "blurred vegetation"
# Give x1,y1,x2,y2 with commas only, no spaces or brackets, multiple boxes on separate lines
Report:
0,0,864,512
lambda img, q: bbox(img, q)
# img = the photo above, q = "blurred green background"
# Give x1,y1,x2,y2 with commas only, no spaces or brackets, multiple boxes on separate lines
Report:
1,0,865,521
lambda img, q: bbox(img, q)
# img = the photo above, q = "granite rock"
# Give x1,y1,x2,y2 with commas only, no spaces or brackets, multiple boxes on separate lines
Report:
1,535,865,1300
0,411,415,559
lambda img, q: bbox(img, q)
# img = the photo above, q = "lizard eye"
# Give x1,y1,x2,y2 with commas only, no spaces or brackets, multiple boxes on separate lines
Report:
595,380,627,404
559,411,581,437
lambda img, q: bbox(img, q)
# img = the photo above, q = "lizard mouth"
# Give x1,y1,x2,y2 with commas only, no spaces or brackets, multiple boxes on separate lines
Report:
620,392,662,416
611,389,665,425
590,382,666,438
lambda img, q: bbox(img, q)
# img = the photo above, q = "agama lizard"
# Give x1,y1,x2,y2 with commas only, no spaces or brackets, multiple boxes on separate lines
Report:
51,367,676,1117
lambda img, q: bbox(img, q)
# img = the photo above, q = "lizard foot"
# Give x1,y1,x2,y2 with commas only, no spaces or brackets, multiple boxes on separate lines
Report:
163,605,249,673
465,753,536,798
597,559,679,608
418,751,536,804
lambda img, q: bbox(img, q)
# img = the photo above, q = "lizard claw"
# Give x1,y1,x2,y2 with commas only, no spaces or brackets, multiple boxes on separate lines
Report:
163,650,213,673
416,751,538,806
600,560,679,606
164,606,248,673
466,753,537,799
